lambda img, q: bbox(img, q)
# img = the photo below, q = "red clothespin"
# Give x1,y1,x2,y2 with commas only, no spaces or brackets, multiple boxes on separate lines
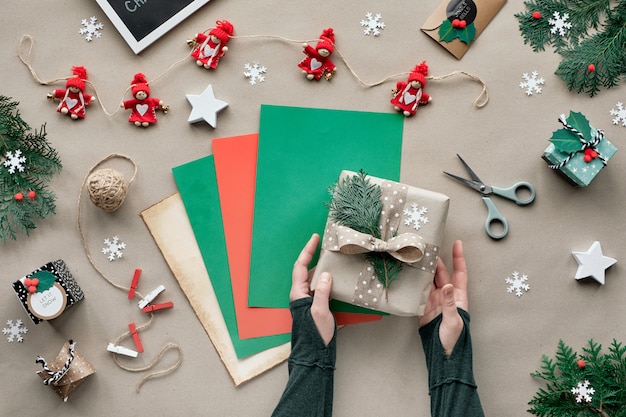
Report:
128,269,142,299
128,322,144,353
141,301,174,313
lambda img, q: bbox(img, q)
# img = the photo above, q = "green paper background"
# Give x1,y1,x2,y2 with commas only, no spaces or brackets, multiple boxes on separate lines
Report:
173,156,290,359
248,105,404,308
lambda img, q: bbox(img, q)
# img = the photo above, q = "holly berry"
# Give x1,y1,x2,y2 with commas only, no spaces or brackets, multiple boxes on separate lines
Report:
459,20,467,29
588,64,595,72
28,190,36,200
532,11,541,19
583,148,599,162
24,277,39,294
14,192,23,202
577,359,586,369
452,19,461,28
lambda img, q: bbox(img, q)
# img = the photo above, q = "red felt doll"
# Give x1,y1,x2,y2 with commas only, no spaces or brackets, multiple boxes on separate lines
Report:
122,73,166,128
390,62,432,117
47,66,94,120
298,28,336,81
190,20,234,70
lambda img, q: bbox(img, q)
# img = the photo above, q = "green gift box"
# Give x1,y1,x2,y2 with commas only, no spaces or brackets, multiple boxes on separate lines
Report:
542,111,617,187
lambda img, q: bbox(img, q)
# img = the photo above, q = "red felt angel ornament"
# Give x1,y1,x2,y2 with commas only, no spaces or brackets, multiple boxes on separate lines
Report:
188,20,234,70
390,62,432,117
298,28,336,81
47,66,95,120
121,73,168,127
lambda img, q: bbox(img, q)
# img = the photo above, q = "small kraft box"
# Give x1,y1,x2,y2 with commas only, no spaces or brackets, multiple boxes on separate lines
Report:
312,170,449,316
542,111,617,187
12,260,84,324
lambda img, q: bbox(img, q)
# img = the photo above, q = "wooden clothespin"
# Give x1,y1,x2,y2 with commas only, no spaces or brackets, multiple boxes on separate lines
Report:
128,268,142,299
128,322,144,353
141,301,174,313
107,343,138,358
138,285,165,309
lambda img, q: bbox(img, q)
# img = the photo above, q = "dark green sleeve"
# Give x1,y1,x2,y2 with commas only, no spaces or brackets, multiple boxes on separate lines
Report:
418,308,484,417
271,297,337,417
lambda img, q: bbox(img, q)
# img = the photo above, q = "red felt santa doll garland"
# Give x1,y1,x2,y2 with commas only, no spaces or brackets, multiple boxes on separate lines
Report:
18,20,489,124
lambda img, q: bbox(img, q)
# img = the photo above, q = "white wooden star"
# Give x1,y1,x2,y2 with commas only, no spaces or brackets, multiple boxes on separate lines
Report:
572,241,616,285
186,84,228,127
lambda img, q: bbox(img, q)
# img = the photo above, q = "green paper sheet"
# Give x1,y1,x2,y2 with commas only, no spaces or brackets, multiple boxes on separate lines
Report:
248,105,404,308
173,156,290,359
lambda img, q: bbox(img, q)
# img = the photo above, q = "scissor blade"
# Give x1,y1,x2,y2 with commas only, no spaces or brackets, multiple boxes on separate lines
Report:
456,154,484,184
443,171,485,193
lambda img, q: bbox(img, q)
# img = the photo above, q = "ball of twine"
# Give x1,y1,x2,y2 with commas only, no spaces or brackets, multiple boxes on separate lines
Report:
87,168,128,212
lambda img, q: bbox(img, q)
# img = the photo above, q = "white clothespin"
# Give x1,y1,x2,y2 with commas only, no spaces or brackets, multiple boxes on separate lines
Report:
138,285,165,309
107,343,138,358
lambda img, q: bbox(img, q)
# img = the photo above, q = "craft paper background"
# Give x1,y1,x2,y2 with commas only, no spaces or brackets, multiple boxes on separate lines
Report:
172,156,290,358
213,134,383,339
248,105,404,308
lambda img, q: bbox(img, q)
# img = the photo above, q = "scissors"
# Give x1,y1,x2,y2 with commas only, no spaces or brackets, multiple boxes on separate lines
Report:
443,154,536,240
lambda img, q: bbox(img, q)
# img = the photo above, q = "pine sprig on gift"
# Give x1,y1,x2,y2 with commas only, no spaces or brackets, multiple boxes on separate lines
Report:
515,0,626,96
528,339,626,416
327,170,404,290
0,96,62,242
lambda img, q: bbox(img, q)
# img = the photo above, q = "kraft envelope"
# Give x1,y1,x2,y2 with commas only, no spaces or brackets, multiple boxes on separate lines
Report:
421,0,506,59
248,105,404,309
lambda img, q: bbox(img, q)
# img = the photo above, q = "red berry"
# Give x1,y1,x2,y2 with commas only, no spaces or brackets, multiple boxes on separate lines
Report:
14,192,23,201
24,278,32,287
577,359,586,369
459,20,467,29
452,19,460,28
588,64,595,72
590,150,598,159
31,278,39,286
28,190,36,199
28,286,37,294
532,11,541,19
584,154,592,162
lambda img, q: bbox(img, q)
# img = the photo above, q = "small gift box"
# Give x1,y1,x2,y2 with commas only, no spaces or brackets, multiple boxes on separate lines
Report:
542,111,617,187
12,260,84,324
36,340,95,401
312,170,450,316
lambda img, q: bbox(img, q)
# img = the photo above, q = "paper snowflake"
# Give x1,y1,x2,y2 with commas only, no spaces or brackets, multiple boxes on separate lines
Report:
403,203,429,230
610,102,626,127
571,380,595,403
505,271,530,297
360,12,385,36
548,11,572,37
3,149,26,174
102,236,126,261
243,63,267,85
520,71,545,95
3,319,28,342
79,16,104,41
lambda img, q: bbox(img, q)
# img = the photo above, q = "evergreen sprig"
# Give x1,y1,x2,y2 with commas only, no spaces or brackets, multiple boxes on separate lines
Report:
0,96,62,242
515,0,626,96
327,171,404,290
528,339,626,416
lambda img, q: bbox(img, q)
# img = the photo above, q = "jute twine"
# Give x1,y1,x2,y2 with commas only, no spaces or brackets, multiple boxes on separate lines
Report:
77,153,182,392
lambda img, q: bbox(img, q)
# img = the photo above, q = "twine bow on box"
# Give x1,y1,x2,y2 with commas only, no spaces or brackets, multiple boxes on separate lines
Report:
548,113,608,170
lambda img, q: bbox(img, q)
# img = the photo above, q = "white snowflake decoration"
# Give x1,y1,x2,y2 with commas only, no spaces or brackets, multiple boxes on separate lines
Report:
102,236,126,261
403,203,429,230
3,150,26,174
548,11,572,37
79,16,104,41
505,271,530,297
3,319,28,343
520,71,545,96
243,63,267,85
360,12,385,36
571,380,595,403
610,102,626,127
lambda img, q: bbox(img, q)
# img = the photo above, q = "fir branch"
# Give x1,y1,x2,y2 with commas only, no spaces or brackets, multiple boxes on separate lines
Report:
327,171,404,289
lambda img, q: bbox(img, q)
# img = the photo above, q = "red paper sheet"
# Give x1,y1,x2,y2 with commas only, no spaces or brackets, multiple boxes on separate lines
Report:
213,134,381,340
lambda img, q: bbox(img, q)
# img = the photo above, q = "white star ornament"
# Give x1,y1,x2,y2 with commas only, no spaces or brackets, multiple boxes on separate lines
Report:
186,84,228,127
572,241,617,285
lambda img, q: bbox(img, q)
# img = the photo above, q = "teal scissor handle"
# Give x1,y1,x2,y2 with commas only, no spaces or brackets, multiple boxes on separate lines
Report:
491,182,536,205
482,196,509,240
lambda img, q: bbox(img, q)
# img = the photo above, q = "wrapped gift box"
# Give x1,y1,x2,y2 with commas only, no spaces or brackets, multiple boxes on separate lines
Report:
36,340,95,401
12,260,84,324
542,112,617,187
312,170,449,316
